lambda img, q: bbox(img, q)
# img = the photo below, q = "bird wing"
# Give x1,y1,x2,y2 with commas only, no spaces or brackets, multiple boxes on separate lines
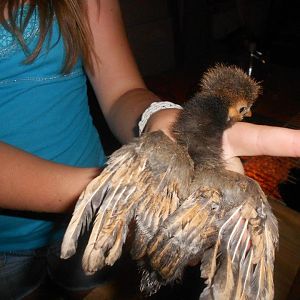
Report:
61,130,193,275
145,170,278,300
200,185,278,300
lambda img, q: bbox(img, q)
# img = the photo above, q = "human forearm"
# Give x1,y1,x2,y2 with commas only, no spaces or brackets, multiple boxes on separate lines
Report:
86,0,168,143
0,142,100,213
223,122,300,158
105,88,160,143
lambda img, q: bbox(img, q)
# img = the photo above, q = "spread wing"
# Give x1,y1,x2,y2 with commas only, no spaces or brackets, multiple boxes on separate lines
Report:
61,130,194,275
200,179,278,300
143,169,278,299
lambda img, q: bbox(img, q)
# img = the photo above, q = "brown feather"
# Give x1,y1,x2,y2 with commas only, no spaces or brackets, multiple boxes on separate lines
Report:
62,131,193,275
61,64,278,300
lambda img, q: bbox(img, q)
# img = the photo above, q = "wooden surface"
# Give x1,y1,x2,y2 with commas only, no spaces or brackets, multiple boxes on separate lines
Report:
270,198,300,300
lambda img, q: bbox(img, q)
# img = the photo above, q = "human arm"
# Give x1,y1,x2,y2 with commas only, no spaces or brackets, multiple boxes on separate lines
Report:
145,113,300,173
0,0,173,213
0,142,100,212
222,122,300,172
84,0,300,161
7,0,294,214
85,0,163,143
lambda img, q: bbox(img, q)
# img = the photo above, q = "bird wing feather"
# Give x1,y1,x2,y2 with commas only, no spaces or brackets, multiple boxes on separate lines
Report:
200,192,278,300
142,168,278,300
131,147,193,261
61,131,194,275
60,142,139,260
145,187,221,285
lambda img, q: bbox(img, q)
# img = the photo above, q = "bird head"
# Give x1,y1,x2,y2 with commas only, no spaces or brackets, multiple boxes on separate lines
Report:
199,64,262,124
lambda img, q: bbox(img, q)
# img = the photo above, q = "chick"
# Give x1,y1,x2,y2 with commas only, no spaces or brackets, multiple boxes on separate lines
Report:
61,65,278,299
139,66,277,299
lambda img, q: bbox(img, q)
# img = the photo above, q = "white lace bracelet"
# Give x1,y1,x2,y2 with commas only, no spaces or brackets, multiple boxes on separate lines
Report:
138,101,183,135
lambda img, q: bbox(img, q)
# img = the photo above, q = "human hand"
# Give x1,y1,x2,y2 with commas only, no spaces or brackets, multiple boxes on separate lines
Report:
143,108,181,141
144,108,300,174
222,122,300,173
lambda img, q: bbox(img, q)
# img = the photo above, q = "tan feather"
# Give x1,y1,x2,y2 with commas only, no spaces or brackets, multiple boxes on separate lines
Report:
199,181,278,300
131,153,191,260
141,166,278,299
61,143,139,260
61,131,194,276
144,188,221,286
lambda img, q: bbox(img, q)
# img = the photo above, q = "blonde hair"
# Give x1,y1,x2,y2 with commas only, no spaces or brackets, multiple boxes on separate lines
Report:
0,0,96,73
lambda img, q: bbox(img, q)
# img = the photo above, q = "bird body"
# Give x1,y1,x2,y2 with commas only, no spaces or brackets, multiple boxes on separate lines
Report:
61,65,278,299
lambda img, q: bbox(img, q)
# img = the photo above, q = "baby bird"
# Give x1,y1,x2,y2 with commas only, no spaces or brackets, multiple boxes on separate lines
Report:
61,65,278,299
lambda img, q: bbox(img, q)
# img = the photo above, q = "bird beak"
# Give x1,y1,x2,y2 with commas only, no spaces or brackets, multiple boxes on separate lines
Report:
228,107,243,122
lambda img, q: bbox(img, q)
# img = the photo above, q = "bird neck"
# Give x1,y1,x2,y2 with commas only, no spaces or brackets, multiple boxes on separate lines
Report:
173,95,229,167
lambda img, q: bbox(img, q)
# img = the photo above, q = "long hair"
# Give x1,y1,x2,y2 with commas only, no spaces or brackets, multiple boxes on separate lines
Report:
0,0,96,73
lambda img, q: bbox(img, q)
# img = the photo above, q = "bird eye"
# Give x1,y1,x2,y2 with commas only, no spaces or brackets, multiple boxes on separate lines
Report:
239,107,247,114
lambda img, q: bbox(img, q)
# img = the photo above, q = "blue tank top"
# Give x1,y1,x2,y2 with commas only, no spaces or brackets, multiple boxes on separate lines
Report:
0,6,106,251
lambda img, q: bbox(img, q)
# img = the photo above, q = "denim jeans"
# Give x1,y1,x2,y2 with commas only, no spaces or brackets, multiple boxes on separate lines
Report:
0,240,108,300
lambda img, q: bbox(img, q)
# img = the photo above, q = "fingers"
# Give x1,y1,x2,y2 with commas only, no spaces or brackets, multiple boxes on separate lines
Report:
144,108,181,140
223,122,300,158
223,157,245,174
